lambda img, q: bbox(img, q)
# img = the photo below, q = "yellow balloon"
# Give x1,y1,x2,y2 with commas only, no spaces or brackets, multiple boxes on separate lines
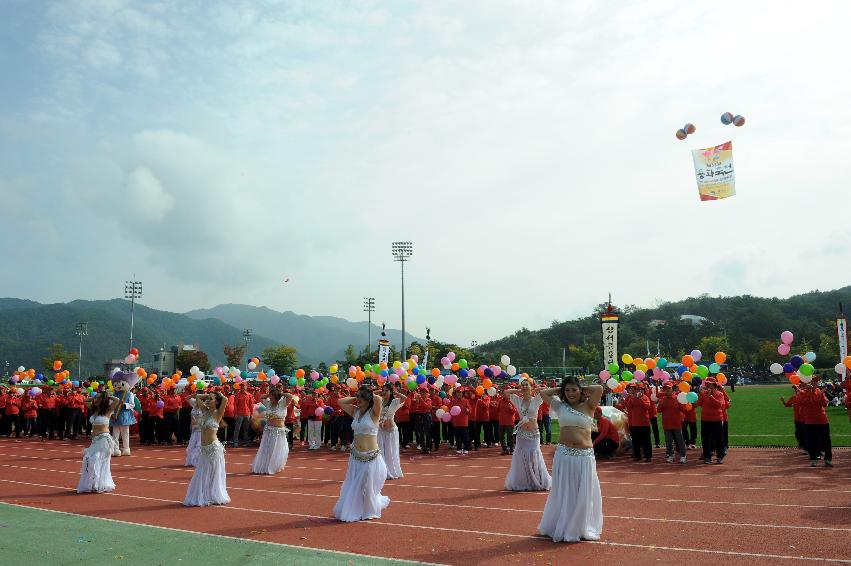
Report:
636,364,648,372
329,364,338,374
621,354,633,365
392,361,402,369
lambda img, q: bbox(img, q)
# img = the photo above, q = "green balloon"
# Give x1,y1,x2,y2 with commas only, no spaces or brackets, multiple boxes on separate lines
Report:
364,364,372,372
458,359,468,369
406,380,417,391
696,365,710,378
296,377,305,386
657,358,668,369
48,380,54,385
799,363,814,376
621,370,634,382
607,363,619,374
196,381,207,390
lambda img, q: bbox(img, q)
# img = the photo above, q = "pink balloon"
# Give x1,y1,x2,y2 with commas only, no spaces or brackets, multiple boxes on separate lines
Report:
447,352,456,362
310,371,320,380
411,355,419,363
634,370,646,381
445,374,458,385
395,366,405,377
270,375,280,385
599,370,611,380
449,405,461,416
781,331,794,345
778,343,791,356
441,413,452,422
441,357,450,366
389,374,399,383
314,407,324,417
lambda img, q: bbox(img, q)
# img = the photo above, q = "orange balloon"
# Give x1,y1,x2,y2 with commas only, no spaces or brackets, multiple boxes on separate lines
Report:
843,356,851,369
257,372,267,381
149,373,158,381
716,373,727,384
678,381,691,392
475,386,484,395
789,374,801,384
379,362,388,370
645,358,656,370
681,355,694,367
714,352,727,364
296,369,305,378
689,364,698,373
431,368,441,377
349,369,356,377
147,377,156,385
233,382,241,389
683,402,693,411
451,363,460,372
682,371,693,382
53,360,62,371
482,378,492,389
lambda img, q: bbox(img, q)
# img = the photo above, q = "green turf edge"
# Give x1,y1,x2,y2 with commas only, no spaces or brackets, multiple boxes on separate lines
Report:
0,503,444,566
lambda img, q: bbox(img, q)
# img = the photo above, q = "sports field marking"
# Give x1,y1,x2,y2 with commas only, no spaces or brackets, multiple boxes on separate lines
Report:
1,480,849,564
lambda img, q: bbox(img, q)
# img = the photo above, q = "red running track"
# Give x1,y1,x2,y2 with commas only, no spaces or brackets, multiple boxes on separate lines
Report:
0,437,849,565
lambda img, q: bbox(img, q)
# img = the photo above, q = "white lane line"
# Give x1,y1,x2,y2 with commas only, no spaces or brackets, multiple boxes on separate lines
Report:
1,479,849,564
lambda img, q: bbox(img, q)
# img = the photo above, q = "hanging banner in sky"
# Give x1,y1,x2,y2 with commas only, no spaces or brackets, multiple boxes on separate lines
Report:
692,140,736,201
601,312,619,370
838,316,848,378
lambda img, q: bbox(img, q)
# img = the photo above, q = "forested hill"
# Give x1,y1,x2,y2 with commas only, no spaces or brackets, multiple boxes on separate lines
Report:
479,286,851,370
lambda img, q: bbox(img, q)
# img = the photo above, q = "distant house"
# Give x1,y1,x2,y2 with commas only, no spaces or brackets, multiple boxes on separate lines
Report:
680,315,708,326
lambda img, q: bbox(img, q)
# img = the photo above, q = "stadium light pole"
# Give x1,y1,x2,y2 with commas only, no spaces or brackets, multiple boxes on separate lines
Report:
242,328,253,369
363,297,375,350
125,280,142,355
75,322,88,379
391,242,413,360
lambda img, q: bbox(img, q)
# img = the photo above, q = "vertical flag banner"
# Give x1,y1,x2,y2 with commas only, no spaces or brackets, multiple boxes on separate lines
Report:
378,338,390,364
838,316,848,378
601,309,620,370
692,141,736,201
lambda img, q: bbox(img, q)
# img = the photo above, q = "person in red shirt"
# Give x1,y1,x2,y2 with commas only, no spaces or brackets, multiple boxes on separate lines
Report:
67,389,86,440
448,388,471,454
161,389,182,445
37,388,58,440
646,384,661,449
537,399,551,445
799,382,833,467
0,388,8,436
232,386,254,448
696,377,726,464
285,389,299,448
780,386,808,454
497,389,518,455
21,393,38,436
56,390,70,439
488,393,500,450
720,386,731,451
394,393,412,449
413,388,433,454
5,390,22,437
592,407,619,459
624,383,652,461
657,383,686,463
219,387,235,443
146,390,165,444
178,390,194,445
473,392,491,448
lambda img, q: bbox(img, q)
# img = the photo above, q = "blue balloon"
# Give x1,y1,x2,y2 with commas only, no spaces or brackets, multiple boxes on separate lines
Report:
323,406,333,415
783,362,794,373
412,367,420,375
708,363,721,374
72,380,79,387
790,355,804,369
459,369,468,378
380,369,388,377
36,373,44,380
289,376,297,386
427,376,436,385
484,368,493,378
416,375,426,385
500,371,508,379
676,365,687,376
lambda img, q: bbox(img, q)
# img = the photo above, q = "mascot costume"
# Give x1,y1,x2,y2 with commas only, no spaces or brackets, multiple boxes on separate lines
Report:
110,370,139,456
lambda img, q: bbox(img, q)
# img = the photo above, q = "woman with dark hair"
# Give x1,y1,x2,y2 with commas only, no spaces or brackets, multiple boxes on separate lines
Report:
537,376,605,542
333,385,389,521
77,391,121,493
184,392,230,506
252,387,294,474
183,392,206,467
377,385,407,479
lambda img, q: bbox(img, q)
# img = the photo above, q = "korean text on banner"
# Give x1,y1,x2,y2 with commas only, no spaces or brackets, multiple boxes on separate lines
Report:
692,140,735,201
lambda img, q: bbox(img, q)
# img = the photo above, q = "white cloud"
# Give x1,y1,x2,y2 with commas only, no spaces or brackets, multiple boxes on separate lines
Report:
123,166,173,221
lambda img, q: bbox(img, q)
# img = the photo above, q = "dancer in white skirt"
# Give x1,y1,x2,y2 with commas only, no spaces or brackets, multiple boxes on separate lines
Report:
77,392,121,493
538,376,605,542
251,388,294,475
503,379,551,491
333,385,389,522
377,385,407,480
184,395,204,467
184,392,230,506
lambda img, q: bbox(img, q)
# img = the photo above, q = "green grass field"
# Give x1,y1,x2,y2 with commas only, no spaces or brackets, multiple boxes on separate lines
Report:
546,385,850,447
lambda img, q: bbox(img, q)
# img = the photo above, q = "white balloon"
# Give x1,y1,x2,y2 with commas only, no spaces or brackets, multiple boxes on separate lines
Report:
17,366,25,373
507,365,517,377
835,363,847,375
500,355,511,366
805,352,817,363
650,393,658,402
222,366,229,373
435,409,446,419
676,392,688,403
248,362,257,370
190,365,200,375
606,378,618,389
434,376,445,388
769,363,784,375
268,369,276,376
799,374,813,383
487,387,497,396
402,362,410,371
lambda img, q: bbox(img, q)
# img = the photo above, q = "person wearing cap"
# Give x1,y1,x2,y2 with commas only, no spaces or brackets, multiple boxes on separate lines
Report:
780,385,808,454
0,387,8,436
449,387,472,454
5,389,22,437
695,378,725,464
67,387,86,440
473,389,491,448
657,384,686,463
799,381,833,467
624,383,652,462
37,387,58,440
162,388,182,445
645,383,661,449
146,389,165,444
20,393,38,437
592,407,619,460
681,392,697,449
231,385,253,448
488,392,501,451
393,390,413,450
413,388,433,454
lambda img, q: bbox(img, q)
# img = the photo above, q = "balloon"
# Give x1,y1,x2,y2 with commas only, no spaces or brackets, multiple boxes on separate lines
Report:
451,363,460,372
190,366,200,375
714,352,726,364
780,331,794,345
500,355,511,366
621,354,633,365
416,375,426,385
599,370,611,381
783,362,794,374
845,355,851,369
657,357,668,369
475,386,484,395
445,374,458,385
507,365,517,377
346,378,358,389
483,368,493,378
431,368,440,377
482,378,493,389
295,369,305,378
606,378,618,389
411,355,419,363
789,374,801,385
685,391,698,403
676,392,688,403
804,352,816,363
681,355,694,367
770,363,784,375
800,374,813,384
607,363,619,374
733,115,746,127
684,123,696,135
441,357,450,368
329,364,338,374
459,369,468,378
435,409,445,419
310,371,320,380
155,400,165,408
645,358,656,370
621,370,634,382
447,352,456,362
778,343,791,356
790,355,804,369
716,373,727,385
690,350,702,362
441,413,452,423
634,370,645,381
53,361,62,371
487,387,497,396
678,381,691,392
720,112,733,125
458,359,468,369
675,129,687,140
450,405,461,416
696,365,710,378
196,380,207,390
708,363,721,374
248,362,257,371
799,363,814,376
835,363,847,375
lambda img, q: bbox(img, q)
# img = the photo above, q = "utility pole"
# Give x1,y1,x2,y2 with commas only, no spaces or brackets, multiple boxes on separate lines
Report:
391,242,413,360
75,322,88,379
242,329,253,369
125,280,142,354
363,297,375,350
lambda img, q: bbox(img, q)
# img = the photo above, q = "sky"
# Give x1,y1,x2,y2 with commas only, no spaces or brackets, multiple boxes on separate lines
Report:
2,0,851,347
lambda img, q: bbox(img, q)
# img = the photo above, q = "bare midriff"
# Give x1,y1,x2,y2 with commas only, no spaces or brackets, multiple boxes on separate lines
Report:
92,425,110,436
353,434,379,452
559,426,593,449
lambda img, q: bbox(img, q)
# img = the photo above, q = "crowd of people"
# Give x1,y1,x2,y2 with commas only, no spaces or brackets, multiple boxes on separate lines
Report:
1,369,848,543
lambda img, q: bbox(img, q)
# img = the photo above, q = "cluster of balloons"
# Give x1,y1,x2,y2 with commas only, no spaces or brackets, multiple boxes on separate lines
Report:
675,122,696,140
834,356,851,376
247,357,261,371
768,330,819,384
124,347,140,365
720,112,746,127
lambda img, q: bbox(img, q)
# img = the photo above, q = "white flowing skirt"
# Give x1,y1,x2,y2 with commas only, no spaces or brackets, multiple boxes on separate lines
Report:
378,428,403,479
251,425,289,475
538,445,602,542
184,429,201,467
184,441,230,506
333,448,390,522
505,432,552,491
77,433,117,493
